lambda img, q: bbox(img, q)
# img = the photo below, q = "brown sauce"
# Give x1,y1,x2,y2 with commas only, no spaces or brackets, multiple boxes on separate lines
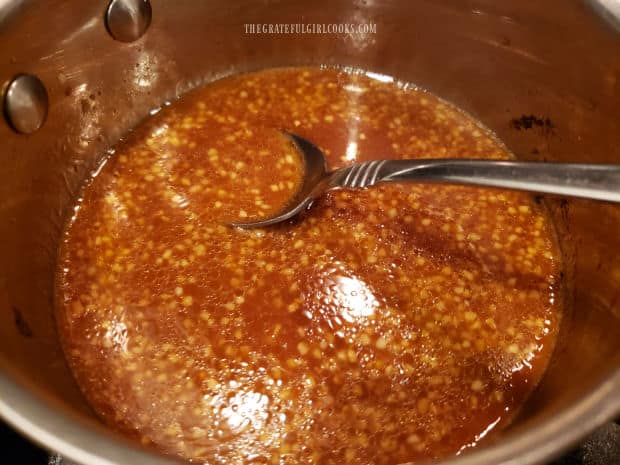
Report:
56,67,562,465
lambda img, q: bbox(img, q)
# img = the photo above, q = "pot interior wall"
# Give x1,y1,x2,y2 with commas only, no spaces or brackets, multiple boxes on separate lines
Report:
1,0,619,462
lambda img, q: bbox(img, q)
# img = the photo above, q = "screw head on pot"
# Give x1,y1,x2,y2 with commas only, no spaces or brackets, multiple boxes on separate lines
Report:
105,0,152,43
3,74,48,134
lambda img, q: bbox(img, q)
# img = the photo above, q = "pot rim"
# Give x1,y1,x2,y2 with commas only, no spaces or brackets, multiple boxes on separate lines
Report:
1,365,619,465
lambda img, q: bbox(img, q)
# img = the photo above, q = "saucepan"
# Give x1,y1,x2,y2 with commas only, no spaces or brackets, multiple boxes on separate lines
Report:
0,1,619,464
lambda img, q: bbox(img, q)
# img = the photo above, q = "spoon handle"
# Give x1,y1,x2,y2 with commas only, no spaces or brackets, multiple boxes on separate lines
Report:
341,159,620,202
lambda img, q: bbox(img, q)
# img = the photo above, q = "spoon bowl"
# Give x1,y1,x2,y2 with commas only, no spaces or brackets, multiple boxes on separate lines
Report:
231,132,620,229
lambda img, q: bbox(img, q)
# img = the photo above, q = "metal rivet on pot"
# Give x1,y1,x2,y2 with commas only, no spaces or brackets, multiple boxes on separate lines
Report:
105,0,152,42
3,74,49,134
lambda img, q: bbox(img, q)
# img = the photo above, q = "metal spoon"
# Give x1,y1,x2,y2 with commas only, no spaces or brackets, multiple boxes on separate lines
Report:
231,132,620,228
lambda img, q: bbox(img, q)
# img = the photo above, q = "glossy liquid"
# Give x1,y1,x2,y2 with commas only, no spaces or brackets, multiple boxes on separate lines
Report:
56,67,562,465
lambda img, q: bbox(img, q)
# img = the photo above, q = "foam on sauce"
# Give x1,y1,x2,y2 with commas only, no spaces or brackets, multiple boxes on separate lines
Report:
56,67,562,465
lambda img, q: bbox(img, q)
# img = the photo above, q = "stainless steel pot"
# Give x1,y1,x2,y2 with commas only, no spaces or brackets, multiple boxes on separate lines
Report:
1,1,619,464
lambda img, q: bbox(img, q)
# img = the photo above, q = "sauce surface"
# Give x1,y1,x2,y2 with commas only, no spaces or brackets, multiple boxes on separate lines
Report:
56,67,562,465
